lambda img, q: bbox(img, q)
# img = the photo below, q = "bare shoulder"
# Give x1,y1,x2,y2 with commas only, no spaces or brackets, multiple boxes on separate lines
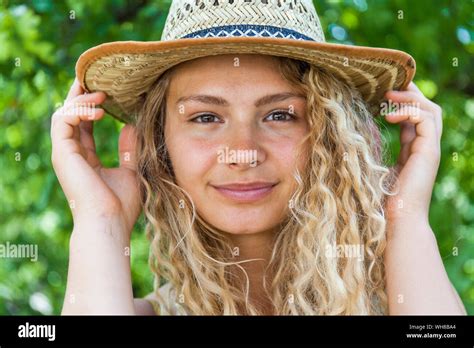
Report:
134,293,157,315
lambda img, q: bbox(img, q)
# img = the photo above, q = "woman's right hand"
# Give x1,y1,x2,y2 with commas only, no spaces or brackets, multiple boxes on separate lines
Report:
51,78,142,236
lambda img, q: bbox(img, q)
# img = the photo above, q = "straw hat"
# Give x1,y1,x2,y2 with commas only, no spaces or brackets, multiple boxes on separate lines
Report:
75,0,416,123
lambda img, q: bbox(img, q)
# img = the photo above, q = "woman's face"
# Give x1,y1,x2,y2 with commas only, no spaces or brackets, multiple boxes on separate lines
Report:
164,54,309,235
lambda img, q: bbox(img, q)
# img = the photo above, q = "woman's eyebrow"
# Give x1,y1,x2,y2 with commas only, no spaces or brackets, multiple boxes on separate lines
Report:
254,92,305,107
175,92,305,107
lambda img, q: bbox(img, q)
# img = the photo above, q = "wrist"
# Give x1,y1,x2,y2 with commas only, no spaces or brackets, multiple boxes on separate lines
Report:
71,215,131,247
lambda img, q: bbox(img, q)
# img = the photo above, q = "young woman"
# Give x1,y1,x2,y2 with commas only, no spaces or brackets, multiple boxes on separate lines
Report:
51,0,466,315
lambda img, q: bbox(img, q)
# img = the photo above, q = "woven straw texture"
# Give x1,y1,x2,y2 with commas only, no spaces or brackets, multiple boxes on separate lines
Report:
161,0,325,42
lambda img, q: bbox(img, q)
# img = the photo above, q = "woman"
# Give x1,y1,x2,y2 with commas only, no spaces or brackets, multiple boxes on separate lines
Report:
51,0,466,315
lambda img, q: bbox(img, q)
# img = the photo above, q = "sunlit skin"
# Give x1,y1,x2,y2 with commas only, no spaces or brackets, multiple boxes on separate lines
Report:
164,54,309,236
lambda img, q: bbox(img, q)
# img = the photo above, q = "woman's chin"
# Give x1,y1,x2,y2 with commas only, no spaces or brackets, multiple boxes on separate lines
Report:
218,225,268,235
205,216,281,236
195,195,290,235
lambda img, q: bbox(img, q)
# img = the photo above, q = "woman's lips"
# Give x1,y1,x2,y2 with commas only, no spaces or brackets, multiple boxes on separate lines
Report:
211,182,278,203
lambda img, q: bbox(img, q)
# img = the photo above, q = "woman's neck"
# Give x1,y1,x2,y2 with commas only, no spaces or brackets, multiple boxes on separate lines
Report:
225,228,276,315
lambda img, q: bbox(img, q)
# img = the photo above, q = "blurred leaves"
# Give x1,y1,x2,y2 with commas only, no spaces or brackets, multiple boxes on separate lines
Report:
0,0,473,315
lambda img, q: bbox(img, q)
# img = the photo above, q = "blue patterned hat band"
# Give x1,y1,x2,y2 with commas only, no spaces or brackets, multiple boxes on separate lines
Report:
181,24,316,41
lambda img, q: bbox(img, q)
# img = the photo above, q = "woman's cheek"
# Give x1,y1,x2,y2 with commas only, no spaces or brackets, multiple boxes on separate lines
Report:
168,135,218,185
269,137,302,171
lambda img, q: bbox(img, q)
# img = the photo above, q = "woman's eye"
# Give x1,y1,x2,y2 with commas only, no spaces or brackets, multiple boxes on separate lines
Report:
190,114,222,123
264,111,296,122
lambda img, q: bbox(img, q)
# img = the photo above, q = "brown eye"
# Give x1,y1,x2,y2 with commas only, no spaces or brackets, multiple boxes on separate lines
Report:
264,111,295,122
190,114,222,123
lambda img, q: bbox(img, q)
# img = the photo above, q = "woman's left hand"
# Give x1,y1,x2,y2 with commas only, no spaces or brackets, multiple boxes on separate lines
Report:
382,82,443,225
381,85,467,314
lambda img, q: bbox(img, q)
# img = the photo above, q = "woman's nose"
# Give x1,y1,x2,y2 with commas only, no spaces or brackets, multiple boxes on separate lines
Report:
219,123,266,169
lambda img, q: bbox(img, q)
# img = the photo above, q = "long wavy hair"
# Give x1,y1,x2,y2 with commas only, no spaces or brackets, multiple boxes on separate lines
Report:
135,55,396,315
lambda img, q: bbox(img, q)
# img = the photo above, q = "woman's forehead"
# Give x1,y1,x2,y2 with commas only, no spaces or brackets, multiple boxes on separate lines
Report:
166,56,293,98
173,53,279,69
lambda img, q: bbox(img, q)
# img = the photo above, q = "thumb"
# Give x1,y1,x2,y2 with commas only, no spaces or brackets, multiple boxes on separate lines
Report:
119,124,138,171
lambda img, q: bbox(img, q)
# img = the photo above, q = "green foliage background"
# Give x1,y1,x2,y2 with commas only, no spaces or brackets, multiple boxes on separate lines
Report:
0,0,473,315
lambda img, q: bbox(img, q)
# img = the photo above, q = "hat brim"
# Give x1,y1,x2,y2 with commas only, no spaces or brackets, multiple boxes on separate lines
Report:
76,36,416,123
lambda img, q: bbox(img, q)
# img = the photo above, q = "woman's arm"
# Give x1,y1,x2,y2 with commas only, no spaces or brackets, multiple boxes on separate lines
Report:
384,217,466,315
62,216,135,315
51,79,142,314
382,82,466,315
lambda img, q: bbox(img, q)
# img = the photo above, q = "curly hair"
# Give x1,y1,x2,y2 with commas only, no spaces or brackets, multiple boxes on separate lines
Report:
135,55,396,315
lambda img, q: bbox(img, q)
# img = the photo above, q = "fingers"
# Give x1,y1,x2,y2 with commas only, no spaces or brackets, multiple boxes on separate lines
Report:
51,92,106,145
52,107,105,144
385,107,436,141
63,91,107,111
406,81,422,94
66,78,84,101
385,90,432,111
387,82,442,113
79,120,96,153
72,93,107,153
389,119,416,168
399,120,416,146
118,124,138,171
384,88,442,142
382,82,443,175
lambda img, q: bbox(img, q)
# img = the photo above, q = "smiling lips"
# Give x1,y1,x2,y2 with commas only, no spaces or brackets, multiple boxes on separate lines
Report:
211,181,278,203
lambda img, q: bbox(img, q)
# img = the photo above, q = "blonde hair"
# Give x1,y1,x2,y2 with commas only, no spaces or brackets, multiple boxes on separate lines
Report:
135,55,395,315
